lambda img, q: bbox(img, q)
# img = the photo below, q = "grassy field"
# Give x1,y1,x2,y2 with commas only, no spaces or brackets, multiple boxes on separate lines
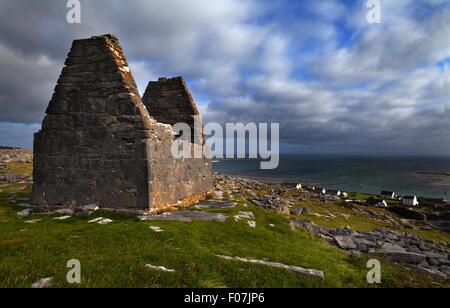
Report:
0,162,33,175
346,192,376,200
0,164,449,288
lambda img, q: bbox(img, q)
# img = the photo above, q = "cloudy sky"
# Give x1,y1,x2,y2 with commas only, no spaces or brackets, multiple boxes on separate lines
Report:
0,0,449,155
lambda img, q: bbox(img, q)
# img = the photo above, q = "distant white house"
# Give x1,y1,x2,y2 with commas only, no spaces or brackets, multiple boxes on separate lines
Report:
402,196,419,206
375,200,388,208
380,191,396,200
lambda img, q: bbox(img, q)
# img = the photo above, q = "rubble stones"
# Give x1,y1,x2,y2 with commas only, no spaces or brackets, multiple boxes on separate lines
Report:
82,204,99,212
0,173,27,183
290,207,311,215
250,196,290,215
247,220,256,228
17,209,32,217
0,148,33,163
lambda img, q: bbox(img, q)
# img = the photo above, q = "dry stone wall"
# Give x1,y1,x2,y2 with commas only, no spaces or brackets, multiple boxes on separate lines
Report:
32,34,212,212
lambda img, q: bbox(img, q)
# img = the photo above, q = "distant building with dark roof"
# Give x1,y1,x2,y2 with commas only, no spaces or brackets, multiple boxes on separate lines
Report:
380,191,396,200
402,196,419,206
367,198,387,208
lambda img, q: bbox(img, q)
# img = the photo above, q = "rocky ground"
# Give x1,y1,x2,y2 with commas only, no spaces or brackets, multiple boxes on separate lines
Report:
295,220,449,279
0,148,33,164
0,149,33,189
209,173,450,279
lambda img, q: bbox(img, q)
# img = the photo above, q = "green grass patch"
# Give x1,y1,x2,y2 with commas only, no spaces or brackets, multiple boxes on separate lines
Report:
0,163,33,175
0,194,448,288
0,164,448,288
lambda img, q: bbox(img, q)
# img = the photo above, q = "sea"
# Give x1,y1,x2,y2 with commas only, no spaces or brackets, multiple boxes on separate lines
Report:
212,155,450,200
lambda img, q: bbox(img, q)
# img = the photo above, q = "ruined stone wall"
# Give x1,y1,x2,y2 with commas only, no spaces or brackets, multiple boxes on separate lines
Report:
32,34,212,212
146,142,212,211
142,77,203,143
142,76,211,210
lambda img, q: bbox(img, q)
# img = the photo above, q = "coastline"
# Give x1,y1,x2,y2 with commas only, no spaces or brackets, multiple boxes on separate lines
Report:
215,172,448,202
212,157,450,200
417,171,450,177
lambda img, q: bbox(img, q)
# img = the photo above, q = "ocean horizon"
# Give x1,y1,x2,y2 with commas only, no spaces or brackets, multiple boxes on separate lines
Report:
212,155,450,200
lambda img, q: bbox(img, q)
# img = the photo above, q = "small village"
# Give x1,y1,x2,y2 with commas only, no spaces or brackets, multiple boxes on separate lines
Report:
302,184,447,208
296,184,450,229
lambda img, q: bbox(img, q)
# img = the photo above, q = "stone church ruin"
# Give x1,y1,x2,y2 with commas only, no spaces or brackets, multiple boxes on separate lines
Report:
32,34,212,213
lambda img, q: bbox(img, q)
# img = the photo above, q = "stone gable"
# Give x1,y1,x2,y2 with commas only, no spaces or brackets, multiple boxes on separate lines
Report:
142,76,203,143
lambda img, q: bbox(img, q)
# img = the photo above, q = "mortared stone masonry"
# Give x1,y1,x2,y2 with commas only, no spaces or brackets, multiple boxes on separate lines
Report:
32,34,212,213
142,77,203,143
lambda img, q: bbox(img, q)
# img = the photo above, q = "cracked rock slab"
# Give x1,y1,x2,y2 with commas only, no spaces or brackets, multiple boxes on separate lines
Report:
247,220,256,228
53,216,71,220
149,226,164,232
55,208,74,216
82,204,99,212
235,211,255,220
145,264,175,272
17,209,31,217
373,251,427,264
88,217,104,223
97,218,113,225
24,219,41,224
333,236,357,250
290,207,306,215
88,217,113,224
137,211,228,223
194,201,237,209
217,255,324,281
32,277,54,288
